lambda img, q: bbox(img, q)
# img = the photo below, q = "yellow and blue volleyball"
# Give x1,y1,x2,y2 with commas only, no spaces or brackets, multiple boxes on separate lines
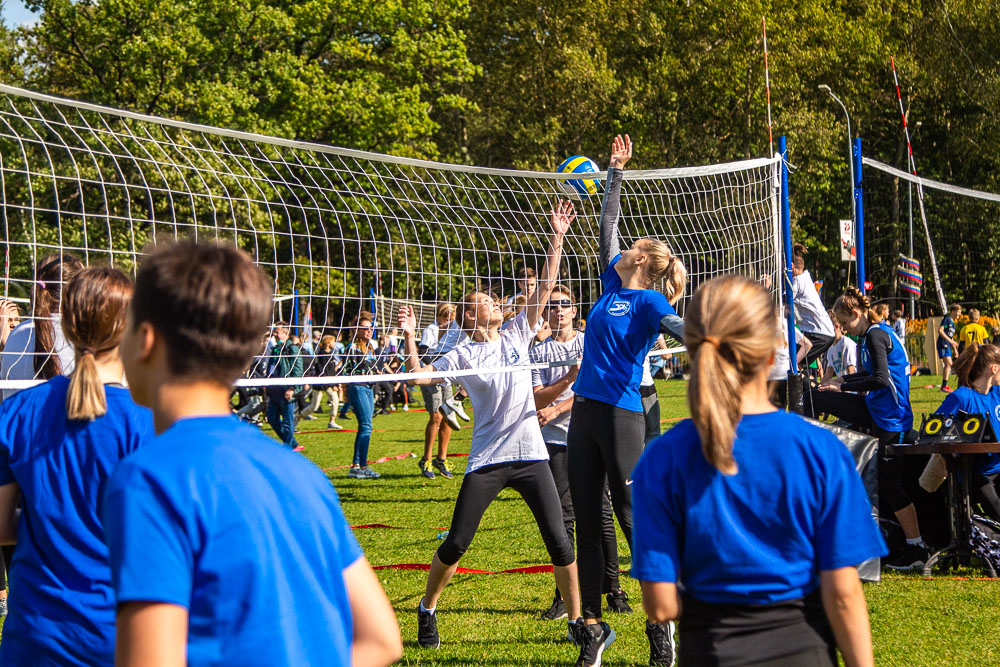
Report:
556,156,602,197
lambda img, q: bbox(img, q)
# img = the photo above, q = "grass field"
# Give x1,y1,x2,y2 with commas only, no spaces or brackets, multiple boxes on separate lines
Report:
289,377,1000,666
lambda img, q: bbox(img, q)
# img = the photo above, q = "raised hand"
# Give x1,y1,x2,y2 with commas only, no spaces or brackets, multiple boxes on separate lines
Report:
550,200,575,236
609,133,633,169
398,305,417,336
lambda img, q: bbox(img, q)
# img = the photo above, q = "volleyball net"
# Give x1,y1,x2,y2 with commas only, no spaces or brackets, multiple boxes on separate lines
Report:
0,84,784,389
861,157,1000,316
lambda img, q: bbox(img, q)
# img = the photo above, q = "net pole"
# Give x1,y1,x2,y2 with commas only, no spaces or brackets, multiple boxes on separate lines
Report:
762,18,774,157
853,138,866,294
891,56,947,312
779,136,797,371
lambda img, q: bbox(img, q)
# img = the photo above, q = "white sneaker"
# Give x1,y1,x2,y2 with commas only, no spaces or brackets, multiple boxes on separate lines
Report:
438,405,462,431
444,396,470,421
327,422,344,430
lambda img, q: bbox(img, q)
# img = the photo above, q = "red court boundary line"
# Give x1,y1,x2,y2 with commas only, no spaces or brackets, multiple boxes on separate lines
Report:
372,563,553,574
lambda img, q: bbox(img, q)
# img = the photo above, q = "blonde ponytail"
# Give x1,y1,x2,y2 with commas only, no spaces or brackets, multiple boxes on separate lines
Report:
684,275,777,474
640,238,687,305
67,350,107,421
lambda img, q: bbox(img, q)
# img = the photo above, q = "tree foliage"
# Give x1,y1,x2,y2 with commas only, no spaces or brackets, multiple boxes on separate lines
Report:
1,0,998,311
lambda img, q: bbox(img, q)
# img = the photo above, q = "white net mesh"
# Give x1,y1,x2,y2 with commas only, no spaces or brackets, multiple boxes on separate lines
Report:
0,84,784,390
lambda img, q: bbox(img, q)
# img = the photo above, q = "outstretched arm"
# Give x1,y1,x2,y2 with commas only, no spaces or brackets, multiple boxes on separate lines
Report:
599,134,632,270
525,201,574,329
399,307,443,386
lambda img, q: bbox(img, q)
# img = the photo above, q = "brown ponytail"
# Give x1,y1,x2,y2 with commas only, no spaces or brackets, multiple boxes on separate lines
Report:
952,343,1000,389
640,238,687,305
32,253,84,378
62,267,133,421
833,285,881,324
684,275,777,474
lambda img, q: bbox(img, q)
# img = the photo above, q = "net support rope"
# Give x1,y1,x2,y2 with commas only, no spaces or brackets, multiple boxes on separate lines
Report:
0,83,783,390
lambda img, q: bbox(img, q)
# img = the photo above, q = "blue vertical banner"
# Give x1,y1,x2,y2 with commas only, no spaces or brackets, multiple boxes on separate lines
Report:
779,136,798,371
853,138,866,294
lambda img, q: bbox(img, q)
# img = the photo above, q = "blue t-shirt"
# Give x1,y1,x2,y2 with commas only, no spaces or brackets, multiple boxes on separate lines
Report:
938,316,957,352
102,416,363,666
939,387,1000,476
860,322,913,433
632,411,886,605
573,255,676,412
0,375,154,665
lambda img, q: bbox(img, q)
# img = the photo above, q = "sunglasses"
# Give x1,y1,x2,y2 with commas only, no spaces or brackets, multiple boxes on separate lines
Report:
547,299,573,309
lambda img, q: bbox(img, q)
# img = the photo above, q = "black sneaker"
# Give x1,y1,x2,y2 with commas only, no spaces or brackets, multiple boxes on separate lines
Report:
567,618,579,645
417,603,440,649
645,619,676,666
541,595,567,620
574,618,616,667
433,457,454,479
606,588,633,613
884,543,930,571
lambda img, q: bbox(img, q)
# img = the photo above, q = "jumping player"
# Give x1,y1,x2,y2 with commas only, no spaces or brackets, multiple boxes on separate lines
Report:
400,201,582,651
568,133,687,667
633,275,885,666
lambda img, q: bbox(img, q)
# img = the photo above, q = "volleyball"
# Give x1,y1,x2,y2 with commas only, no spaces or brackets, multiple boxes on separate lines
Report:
556,155,602,198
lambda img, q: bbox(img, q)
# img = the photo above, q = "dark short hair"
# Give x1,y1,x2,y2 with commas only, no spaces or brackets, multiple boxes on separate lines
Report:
132,240,272,385
517,267,536,279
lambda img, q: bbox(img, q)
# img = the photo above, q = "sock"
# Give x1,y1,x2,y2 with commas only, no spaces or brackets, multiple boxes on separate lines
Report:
906,537,926,547
420,597,436,614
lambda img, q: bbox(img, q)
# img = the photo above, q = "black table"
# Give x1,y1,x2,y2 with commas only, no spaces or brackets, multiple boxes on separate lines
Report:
887,442,1000,576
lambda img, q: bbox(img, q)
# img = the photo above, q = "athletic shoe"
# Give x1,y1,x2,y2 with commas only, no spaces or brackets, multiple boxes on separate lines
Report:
444,396,470,421
303,414,318,421
940,385,954,393
645,619,676,666
402,404,409,411
439,405,462,431
540,596,567,621
327,421,344,430
567,618,579,644
292,445,305,452
356,466,381,479
433,458,454,479
347,466,363,479
884,543,930,571
606,588,633,613
574,619,616,667
418,458,435,479
417,603,440,649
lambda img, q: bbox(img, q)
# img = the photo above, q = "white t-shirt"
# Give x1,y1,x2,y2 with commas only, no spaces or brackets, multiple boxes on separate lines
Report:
791,270,835,337
420,320,465,356
825,336,858,378
0,316,76,401
770,318,806,381
892,318,906,341
433,311,547,472
530,332,585,446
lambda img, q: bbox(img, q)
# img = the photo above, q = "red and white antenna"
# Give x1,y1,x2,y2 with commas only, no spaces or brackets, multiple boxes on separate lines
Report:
890,56,947,312
762,17,774,156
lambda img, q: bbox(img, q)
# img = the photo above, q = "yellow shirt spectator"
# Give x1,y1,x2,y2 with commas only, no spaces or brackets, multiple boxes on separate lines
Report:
959,322,991,346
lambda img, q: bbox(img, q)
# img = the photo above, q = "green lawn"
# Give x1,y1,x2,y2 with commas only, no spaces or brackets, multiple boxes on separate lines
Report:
288,378,1000,666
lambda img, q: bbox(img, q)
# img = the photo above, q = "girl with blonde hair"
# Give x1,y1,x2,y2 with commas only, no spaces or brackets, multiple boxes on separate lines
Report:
633,275,884,667
567,134,687,666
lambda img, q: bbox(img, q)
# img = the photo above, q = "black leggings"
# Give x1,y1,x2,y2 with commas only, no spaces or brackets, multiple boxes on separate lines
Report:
803,332,835,367
973,472,1000,521
641,384,661,445
437,460,574,567
547,443,620,594
806,389,911,513
567,397,646,619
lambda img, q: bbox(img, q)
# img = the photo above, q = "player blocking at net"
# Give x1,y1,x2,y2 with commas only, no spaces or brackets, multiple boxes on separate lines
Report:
399,200,582,651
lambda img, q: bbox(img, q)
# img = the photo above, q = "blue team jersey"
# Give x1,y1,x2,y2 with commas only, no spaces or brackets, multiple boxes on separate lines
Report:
860,322,913,433
0,375,154,666
573,254,676,412
632,411,886,605
938,316,957,352
939,387,1000,475
103,416,363,667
